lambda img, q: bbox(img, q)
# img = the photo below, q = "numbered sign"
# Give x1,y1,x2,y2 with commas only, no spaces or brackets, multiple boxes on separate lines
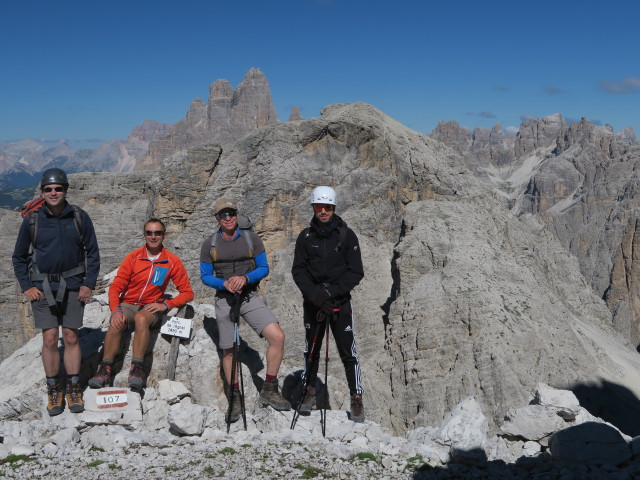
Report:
97,389,128,409
160,316,192,338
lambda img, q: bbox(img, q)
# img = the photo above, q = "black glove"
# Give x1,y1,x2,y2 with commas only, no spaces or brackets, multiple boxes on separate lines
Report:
320,299,334,316
310,288,331,308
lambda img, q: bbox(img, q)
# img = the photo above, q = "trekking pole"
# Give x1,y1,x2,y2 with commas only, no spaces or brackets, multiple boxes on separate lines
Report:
320,308,337,437
226,293,247,432
290,318,325,430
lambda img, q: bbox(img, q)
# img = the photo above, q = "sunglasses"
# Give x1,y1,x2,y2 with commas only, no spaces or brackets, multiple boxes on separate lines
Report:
312,204,334,212
144,230,165,236
218,211,237,219
43,186,65,193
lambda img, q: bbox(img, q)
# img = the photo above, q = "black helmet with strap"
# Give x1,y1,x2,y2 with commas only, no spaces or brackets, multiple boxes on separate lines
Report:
40,168,69,188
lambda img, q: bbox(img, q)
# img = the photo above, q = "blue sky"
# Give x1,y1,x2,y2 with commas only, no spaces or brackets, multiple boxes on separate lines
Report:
1,0,638,148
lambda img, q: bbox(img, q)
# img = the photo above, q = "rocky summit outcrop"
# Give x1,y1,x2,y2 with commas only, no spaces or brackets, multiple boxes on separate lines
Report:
135,68,278,171
431,115,640,348
1,103,640,456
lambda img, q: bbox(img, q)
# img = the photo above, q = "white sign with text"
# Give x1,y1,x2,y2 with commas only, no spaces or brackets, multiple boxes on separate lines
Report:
160,316,192,338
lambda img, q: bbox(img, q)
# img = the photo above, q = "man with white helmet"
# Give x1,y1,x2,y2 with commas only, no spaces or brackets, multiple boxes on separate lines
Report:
291,186,365,422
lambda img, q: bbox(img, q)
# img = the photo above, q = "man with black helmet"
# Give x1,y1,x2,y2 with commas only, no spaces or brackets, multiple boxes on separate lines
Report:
291,186,366,422
12,168,100,416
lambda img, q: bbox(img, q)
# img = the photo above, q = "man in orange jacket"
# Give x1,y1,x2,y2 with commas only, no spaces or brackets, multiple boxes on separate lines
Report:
89,218,194,389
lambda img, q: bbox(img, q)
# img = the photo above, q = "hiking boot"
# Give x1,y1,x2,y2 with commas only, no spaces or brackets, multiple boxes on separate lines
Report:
259,379,291,411
88,363,112,389
298,384,316,415
47,384,64,417
350,394,365,423
66,382,85,414
128,363,146,389
226,389,242,423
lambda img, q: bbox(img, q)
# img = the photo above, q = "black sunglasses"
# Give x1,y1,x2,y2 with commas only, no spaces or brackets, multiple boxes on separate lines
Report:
144,230,165,236
217,211,237,219
43,186,65,193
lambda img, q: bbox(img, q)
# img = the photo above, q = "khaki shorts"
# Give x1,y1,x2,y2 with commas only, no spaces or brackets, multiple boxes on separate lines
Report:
215,292,277,349
119,303,164,328
32,290,84,330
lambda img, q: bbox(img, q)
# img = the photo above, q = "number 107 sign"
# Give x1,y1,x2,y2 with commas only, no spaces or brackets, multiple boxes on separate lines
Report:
160,316,192,339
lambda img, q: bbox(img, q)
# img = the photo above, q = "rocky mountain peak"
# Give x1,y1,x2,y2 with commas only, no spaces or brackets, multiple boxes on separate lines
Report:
288,105,303,121
135,68,278,171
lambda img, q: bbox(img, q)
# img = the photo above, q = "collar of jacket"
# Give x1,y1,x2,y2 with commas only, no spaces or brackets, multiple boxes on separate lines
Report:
134,245,169,263
310,214,344,238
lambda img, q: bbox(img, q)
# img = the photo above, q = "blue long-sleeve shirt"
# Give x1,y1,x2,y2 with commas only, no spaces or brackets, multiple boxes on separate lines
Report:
199,229,269,291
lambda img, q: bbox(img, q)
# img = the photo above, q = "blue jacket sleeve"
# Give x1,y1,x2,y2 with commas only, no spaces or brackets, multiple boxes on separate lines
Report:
246,251,269,284
200,261,226,290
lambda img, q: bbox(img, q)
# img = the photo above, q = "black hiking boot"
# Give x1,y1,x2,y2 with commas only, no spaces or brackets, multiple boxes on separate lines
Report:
226,389,242,423
350,394,365,423
298,384,316,415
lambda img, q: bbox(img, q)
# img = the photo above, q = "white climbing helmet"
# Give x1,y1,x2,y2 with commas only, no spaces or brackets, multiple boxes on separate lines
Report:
309,186,336,205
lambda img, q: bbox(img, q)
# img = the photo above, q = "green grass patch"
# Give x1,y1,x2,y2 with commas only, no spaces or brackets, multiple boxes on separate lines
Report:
108,464,118,470
352,452,377,462
301,466,323,478
241,443,251,448
218,447,237,455
1,454,29,464
88,460,104,467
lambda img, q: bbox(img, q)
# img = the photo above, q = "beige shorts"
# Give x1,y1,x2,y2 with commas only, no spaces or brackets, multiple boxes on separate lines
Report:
215,292,277,349
119,303,164,328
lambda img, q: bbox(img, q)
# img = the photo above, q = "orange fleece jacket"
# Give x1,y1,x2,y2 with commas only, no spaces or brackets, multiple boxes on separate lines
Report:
109,246,194,312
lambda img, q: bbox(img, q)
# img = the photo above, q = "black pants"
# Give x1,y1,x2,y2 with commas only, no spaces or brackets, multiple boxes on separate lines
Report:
301,300,363,395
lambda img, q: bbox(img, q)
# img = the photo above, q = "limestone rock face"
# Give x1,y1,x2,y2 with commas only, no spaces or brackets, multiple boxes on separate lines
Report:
2,103,640,437
432,114,640,347
136,68,278,171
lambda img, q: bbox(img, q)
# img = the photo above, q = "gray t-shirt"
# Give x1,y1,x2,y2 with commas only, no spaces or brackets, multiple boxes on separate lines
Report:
199,230,265,280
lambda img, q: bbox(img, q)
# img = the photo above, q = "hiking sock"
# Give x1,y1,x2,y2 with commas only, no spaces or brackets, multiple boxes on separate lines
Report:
101,358,114,366
46,376,60,387
132,357,144,365
265,374,276,383
68,374,80,385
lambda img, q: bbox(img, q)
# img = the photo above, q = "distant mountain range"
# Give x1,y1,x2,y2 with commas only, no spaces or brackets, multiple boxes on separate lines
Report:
0,68,282,209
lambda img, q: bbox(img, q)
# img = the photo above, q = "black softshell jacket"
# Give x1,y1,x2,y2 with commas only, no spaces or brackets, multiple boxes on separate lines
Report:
291,214,364,302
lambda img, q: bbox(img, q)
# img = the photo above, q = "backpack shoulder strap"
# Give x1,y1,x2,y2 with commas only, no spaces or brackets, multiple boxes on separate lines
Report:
29,210,39,248
209,231,219,262
71,205,84,239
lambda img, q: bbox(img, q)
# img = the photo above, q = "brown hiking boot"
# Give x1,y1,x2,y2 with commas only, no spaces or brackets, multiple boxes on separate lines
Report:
350,394,365,423
66,382,84,414
47,383,64,417
226,389,242,423
88,363,112,388
259,379,291,411
298,384,316,415
128,363,146,389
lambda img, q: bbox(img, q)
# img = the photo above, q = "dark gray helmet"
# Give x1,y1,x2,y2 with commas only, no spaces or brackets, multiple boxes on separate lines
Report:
40,168,69,188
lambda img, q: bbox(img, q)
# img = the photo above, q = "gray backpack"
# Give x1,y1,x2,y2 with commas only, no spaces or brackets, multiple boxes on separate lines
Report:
209,214,256,268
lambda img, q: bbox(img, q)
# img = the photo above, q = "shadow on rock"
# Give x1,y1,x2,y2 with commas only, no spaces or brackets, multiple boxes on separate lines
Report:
572,380,640,437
